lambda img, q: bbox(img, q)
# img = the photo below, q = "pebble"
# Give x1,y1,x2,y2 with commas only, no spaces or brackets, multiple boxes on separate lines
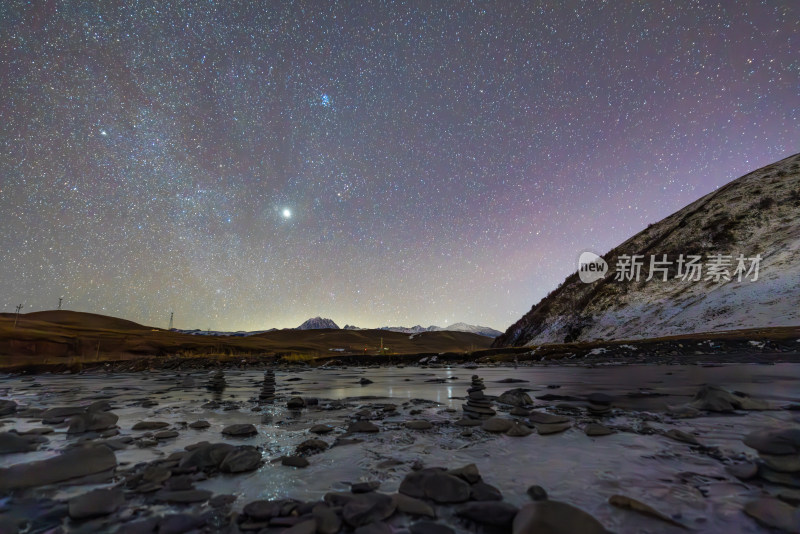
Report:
410,521,454,534
68,488,124,519
405,420,433,430
743,498,800,533
219,446,262,473
342,492,397,527
456,501,519,527
0,444,117,490
132,421,169,430
282,455,310,468
188,420,210,429
394,493,436,518
347,421,380,433
506,422,533,437
526,485,548,501
221,423,258,436
528,411,570,425
535,422,572,435
513,501,608,534
584,423,614,437
481,418,514,433
399,468,471,503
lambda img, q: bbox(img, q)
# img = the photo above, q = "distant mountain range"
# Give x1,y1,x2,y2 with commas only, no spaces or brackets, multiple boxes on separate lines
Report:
494,153,800,347
176,317,502,338
341,321,503,338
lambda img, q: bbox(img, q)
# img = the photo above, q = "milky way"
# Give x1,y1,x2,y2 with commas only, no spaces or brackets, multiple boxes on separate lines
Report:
1,2,797,331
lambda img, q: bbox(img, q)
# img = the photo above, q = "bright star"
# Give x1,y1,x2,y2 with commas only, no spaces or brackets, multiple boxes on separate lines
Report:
282,208,291,219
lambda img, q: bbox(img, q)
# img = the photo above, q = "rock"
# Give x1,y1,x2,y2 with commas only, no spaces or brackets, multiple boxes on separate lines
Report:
0,400,18,416
528,411,570,425
410,521,454,534
313,504,343,534
287,397,306,409
587,393,613,405
535,422,571,435
405,420,433,430
157,513,206,534
526,485,548,501
510,407,531,416
454,418,482,427
761,453,800,473
470,481,503,501
155,430,179,440
284,519,318,534
690,385,768,412
41,406,85,423
243,499,300,520
393,494,436,518
0,432,39,454
447,464,482,484
296,438,328,455
744,428,800,473
609,494,688,529
282,455,310,468
513,501,610,534
759,465,800,487
310,424,334,434
506,422,533,437
399,468,471,503
726,462,758,480
354,522,392,534
342,492,397,527
0,444,117,490
359,378,374,385
188,420,210,429
584,423,615,436
143,465,172,484
347,421,380,433
132,421,169,430
179,442,235,470
352,481,381,493
498,389,533,407
221,423,258,437
69,488,124,519
155,489,213,503
116,517,160,534
220,446,261,473
743,498,800,533
665,429,700,445
744,428,800,456
457,502,519,527
481,418,514,433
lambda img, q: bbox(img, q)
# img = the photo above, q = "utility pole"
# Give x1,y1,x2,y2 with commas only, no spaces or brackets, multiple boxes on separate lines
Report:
168,312,174,330
14,304,23,329
58,297,63,310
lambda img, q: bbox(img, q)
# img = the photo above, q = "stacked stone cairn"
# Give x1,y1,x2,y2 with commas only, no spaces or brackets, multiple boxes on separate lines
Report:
259,369,276,403
463,374,495,420
206,369,226,392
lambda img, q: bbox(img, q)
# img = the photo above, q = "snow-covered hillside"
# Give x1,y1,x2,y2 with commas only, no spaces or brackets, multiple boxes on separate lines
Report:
494,153,800,347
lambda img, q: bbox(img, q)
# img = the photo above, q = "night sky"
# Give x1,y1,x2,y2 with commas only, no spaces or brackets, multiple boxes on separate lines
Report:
1,2,797,331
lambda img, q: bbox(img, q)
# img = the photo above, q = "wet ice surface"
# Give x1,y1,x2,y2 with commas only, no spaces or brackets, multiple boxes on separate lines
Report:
2,362,800,533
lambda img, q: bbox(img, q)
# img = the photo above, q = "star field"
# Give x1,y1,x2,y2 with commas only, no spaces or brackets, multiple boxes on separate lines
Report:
1,1,797,331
